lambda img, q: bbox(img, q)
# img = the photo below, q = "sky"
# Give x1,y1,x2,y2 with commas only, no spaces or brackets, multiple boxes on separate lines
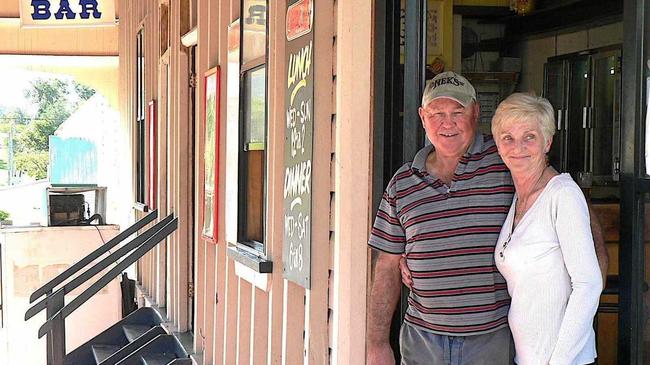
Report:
0,68,69,116
0,56,80,117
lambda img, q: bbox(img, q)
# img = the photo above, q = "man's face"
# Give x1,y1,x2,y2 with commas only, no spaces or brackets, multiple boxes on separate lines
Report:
418,98,479,158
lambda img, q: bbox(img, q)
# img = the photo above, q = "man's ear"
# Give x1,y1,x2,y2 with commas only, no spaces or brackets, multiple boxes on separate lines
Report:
471,102,481,125
474,102,480,118
418,107,426,125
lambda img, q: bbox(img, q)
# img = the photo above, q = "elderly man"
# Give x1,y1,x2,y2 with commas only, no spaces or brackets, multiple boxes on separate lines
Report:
366,71,607,365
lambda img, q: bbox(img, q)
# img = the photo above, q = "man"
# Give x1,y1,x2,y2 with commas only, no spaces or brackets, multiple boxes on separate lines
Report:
367,71,607,364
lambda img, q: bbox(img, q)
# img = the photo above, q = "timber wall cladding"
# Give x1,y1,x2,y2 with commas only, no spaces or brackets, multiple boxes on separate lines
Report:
328,1,338,362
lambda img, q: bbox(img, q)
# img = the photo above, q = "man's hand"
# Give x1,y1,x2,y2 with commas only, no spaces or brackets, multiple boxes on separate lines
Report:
587,204,609,289
367,342,396,365
399,254,413,289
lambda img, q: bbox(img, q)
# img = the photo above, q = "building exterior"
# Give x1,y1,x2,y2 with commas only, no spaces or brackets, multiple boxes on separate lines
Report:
118,0,370,363
0,0,649,364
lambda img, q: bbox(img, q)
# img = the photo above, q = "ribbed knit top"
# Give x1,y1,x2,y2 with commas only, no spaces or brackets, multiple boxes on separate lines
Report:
495,173,602,365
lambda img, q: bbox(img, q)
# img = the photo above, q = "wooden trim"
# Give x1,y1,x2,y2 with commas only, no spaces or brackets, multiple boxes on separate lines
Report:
282,281,306,364
181,26,198,47
306,0,335,361
236,279,252,363
332,0,372,363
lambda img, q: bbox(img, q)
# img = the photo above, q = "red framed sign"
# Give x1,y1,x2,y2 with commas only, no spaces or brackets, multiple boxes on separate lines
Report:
202,66,221,241
286,0,312,41
147,100,157,210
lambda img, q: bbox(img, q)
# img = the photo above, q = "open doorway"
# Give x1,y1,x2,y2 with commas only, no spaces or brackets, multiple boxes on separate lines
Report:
0,55,129,230
374,1,633,364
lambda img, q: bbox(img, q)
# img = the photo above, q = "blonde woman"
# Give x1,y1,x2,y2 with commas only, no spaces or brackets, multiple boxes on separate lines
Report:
491,93,602,365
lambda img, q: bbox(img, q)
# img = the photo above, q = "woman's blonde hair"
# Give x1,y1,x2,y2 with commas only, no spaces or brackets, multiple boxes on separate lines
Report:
491,92,556,144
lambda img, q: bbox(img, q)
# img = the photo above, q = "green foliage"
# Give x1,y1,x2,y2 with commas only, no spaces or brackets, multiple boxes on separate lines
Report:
24,78,70,116
74,81,96,101
0,210,9,221
1,108,30,125
15,151,48,180
8,78,96,179
0,160,6,169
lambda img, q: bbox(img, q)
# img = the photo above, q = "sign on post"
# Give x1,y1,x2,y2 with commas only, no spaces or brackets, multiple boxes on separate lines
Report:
282,0,314,289
20,0,116,27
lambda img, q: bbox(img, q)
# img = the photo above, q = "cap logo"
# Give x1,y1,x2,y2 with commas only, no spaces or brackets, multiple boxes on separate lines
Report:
431,76,464,88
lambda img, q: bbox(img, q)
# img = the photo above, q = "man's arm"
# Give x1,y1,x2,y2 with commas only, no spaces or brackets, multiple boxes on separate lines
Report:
588,204,609,289
367,250,402,365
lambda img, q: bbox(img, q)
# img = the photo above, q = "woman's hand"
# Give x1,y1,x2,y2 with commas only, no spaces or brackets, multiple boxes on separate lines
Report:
399,254,413,288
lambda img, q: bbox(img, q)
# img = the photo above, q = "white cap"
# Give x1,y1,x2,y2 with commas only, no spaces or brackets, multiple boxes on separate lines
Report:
422,71,476,107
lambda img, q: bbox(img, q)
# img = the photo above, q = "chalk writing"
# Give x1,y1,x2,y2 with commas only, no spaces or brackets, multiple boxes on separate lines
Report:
283,11,313,288
287,41,312,104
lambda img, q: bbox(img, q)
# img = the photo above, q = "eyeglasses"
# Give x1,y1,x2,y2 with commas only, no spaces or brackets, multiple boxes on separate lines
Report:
498,233,512,261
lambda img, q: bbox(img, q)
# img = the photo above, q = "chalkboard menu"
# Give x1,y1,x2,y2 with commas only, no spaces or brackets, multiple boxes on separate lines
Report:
283,0,314,288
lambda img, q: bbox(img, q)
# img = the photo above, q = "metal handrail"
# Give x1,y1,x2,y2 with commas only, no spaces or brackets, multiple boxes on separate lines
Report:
25,213,173,321
29,214,178,365
37,216,178,338
28,210,158,303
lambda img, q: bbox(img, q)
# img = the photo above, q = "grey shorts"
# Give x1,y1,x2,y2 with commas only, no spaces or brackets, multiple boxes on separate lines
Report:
399,323,515,365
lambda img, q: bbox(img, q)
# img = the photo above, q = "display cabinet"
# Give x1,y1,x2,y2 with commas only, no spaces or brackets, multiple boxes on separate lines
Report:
543,47,621,187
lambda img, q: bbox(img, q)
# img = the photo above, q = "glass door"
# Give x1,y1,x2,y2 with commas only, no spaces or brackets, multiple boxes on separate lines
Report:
566,55,591,182
591,49,622,185
544,60,567,171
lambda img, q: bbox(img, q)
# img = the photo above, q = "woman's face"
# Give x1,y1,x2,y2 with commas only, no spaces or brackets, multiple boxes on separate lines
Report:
494,118,552,174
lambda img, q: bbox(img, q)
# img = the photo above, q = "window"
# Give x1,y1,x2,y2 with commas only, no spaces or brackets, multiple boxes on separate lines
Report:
135,29,146,206
237,0,268,253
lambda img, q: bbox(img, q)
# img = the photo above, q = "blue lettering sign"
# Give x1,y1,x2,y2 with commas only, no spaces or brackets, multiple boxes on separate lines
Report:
31,0,51,20
54,0,76,19
79,0,102,19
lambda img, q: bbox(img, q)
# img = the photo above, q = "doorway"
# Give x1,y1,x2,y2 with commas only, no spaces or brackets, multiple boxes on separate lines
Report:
374,1,647,364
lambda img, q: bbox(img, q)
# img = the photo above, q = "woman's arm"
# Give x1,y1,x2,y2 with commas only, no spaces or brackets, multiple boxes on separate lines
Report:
549,184,603,365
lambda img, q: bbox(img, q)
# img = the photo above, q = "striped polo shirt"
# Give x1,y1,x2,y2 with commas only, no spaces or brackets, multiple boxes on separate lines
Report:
369,133,515,336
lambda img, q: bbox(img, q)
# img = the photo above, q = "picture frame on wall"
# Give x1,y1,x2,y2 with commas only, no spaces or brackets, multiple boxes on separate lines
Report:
147,99,157,210
202,66,220,242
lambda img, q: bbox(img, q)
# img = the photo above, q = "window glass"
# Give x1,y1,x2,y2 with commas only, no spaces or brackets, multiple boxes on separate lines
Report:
242,0,267,64
136,30,146,204
244,67,266,150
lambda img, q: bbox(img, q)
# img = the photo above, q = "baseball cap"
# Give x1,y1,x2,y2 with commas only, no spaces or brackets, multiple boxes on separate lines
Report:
421,71,476,107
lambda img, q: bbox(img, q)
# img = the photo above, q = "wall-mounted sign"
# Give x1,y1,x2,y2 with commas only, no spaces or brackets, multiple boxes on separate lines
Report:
283,0,314,289
19,0,116,28
286,0,312,41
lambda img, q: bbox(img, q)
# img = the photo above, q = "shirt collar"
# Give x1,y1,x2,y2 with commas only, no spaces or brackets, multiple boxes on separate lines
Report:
411,132,485,172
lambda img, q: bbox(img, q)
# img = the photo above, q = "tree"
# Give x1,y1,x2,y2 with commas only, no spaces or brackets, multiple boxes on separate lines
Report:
11,78,96,180
74,82,96,101
15,151,49,180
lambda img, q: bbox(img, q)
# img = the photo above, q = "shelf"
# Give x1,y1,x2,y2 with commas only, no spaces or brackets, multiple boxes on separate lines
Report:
463,72,519,84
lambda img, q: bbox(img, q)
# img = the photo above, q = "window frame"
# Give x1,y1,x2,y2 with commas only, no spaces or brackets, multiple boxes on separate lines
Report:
135,28,147,208
236,0,269,256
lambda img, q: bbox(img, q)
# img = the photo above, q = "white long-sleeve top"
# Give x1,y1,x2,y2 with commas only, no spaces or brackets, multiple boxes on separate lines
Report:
495,173,602,365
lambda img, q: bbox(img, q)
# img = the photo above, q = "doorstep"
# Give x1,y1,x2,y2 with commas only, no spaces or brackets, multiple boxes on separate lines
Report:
135,284,200,364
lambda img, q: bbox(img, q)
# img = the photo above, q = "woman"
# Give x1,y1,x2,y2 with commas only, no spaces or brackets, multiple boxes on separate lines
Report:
491,93,602,365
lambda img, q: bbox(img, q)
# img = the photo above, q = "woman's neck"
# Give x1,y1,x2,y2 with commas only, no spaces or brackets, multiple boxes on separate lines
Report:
512,165,548,198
